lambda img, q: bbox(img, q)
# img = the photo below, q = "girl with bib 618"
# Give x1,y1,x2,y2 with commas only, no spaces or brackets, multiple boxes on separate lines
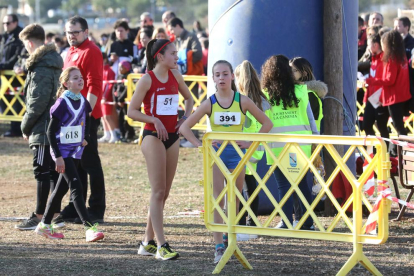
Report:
35,66,104,242
179,60,272,264
128,39,194,260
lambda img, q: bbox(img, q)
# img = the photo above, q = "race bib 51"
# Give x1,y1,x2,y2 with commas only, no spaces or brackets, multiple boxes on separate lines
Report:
156,94,179,115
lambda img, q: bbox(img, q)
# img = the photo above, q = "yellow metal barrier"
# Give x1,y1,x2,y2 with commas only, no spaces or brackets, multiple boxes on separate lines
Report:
0,70,26,122
125,73,208,143
201,132,391,275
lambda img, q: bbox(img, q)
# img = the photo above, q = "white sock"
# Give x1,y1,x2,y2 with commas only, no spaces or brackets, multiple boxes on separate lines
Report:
102,131,110,139
110,130,117,140
142,241,148,246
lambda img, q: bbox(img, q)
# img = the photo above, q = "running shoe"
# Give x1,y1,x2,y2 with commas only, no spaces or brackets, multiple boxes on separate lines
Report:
236,233,258,241
156,242,179,260
35,222,64,239
15,212,40,230
51,215,65,228
214,247,225,264
275,221,288,229
138,240,157,256
98,136,109,143
85,223,104,242
108,136,120,143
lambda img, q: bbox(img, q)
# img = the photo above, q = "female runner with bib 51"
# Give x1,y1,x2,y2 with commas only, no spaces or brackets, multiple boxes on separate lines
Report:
179,60,272,264
128,39,194,260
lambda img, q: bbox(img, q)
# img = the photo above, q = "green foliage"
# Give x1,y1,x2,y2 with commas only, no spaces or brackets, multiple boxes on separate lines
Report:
27,0,61,17
61,0,85,14
0,0,17,8
359,0,400,12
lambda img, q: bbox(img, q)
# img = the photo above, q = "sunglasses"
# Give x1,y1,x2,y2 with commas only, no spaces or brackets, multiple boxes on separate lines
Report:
3,21,14,25
65,30,84,36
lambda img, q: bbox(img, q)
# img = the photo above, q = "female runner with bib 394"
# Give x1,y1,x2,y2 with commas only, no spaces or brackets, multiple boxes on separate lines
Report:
128,39,194,260
179,60,272,264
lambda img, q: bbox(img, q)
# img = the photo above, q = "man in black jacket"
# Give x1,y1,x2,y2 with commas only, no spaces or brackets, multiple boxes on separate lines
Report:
0,14,24,137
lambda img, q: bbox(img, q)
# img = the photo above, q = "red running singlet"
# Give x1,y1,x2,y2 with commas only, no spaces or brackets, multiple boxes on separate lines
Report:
143,70,179,133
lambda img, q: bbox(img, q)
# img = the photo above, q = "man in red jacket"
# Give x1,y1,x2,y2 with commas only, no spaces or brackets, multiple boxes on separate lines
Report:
61,16,106,223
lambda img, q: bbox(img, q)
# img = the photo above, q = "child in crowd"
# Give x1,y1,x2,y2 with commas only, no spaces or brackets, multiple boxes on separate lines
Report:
261,55,317,230
179,60,272,264
114,60,135,141
128,39,194,260
234,60,271,241
289,57,327,224
289,57,327,133
362,34,389,148
99,53,121,143
365,30,411,156
35,66,104,242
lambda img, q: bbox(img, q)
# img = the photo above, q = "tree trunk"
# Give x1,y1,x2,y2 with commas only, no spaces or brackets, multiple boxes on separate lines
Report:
323,0,344,216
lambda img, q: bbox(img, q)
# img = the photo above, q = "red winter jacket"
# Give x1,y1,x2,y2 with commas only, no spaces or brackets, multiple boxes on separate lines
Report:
366,57,411,106
364,52,384,103
64,39,104,119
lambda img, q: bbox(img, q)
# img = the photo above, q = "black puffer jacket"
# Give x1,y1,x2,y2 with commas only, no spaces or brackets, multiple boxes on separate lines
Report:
21,44,63,146
0,25,23,70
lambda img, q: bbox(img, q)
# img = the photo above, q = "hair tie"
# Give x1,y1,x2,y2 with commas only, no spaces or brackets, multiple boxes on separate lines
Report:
153,41,171,59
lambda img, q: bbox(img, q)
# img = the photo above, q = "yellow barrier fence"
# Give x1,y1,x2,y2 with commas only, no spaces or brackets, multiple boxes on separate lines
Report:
201,132,391,275
0,70,26,122
125,73,208,143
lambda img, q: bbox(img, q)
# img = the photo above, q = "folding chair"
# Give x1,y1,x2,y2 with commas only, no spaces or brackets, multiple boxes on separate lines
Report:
396,135,414,220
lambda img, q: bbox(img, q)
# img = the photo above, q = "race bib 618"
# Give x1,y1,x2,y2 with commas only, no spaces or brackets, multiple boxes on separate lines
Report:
60,125,82,144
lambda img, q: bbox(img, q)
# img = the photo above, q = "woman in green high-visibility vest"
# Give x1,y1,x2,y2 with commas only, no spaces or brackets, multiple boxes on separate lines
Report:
261,55,319,230
289,57,327,228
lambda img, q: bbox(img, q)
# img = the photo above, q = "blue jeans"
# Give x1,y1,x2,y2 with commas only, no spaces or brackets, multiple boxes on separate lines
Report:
273,168,313,227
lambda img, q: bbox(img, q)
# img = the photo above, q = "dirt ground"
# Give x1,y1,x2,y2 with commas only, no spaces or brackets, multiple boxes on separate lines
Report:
0,138,413,276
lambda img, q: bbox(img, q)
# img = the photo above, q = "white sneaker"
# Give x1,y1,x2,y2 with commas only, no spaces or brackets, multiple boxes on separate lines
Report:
214,247,225,264
108,137,120,143
98,136,109,143
181,140,196,148
236,233,258,241
85,224,104,242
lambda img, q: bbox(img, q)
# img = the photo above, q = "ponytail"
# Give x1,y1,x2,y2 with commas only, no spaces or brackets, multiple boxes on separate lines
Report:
56,83,67,98
56,66,80,98
146,38,171,70
235,60,265,111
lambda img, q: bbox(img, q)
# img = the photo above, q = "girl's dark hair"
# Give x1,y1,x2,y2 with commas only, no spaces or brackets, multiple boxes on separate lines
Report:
212,60,237,92
382,30,406,65
261,55,299,109
367,33,381,47
289,57,315,82
146,39,172,70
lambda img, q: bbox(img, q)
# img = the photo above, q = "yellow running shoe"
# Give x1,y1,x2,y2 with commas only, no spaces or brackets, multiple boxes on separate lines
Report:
156,242,179,260
138,240,157,256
